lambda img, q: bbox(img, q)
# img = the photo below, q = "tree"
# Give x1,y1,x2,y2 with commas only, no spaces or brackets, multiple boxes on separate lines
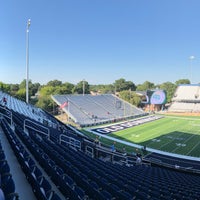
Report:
36,86,55,112
10,84,19,92
16,88,26,101
18,79,39,101
119,90,141,106
73,80,90,94
159,81,176,103
90,84,115,94
0,82,10,93
114,78,136,92
62,82,74,94
36,95,53,112
136,81,155,91
175,79,190,85
47,80,62,87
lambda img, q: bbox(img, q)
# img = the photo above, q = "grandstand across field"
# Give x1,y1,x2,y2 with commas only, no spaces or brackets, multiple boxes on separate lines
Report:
52,94,145,127
168,84,200,113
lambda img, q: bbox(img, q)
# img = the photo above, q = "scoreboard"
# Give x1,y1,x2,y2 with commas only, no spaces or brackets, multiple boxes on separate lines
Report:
142,90,167,105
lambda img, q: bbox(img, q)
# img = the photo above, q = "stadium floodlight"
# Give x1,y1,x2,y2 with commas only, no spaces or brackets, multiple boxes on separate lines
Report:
189,55,195,84
26,19,31,103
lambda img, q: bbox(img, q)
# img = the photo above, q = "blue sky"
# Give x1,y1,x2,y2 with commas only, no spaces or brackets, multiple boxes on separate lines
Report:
1,0,200,85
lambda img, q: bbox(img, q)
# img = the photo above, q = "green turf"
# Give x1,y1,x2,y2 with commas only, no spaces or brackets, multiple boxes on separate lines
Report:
108,115,200,157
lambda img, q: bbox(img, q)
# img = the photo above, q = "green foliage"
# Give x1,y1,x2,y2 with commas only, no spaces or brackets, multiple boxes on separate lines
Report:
16,88,26,101
136,81,155,91
10,84,19,94
36,82,75,111
114,78,136,92
90,84,114,94
175,79,190,85
119,90,141,106
36,96,53,112
63,82,74,93
47,80,62,87
16,79,40,101
73,80,90,94
159,81,176,103
0,82,10,93
31,82,40,96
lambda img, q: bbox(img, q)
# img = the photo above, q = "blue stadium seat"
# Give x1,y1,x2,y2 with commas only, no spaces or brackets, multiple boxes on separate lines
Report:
0,151,5,161
50,193,62,200
0,160,10,175
74,185,87,200
101,190,113,200
34,177,53,200
1,174,19,200
0,188,5,200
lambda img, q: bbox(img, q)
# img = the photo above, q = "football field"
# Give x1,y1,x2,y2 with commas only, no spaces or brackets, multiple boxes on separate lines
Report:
109,115,200,157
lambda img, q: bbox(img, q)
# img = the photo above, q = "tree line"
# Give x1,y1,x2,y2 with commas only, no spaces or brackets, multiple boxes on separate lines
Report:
0,78,190,113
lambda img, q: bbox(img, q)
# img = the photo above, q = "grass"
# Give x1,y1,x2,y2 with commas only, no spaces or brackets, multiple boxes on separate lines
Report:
109,115,200,157
83,115,200,157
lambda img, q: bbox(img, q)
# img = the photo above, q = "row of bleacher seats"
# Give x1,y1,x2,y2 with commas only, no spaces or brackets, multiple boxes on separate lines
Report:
11,113,200,200
2,109,151,199
30,131,200,199
1,118,62,200
145,152,200,171
172,85,200,101
10,109,83,150
169,84,200,113
0,91,60,129
0,138,18,200
14,124,108,200
1,93,200,199
169,102,200,112
52,94,145,127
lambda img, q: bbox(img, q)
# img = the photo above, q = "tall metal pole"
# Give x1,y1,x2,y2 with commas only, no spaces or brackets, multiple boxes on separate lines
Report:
26,19,31,103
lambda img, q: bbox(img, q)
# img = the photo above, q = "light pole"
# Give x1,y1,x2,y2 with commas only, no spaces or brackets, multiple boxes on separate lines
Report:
26,19,31,103
189,55,195,84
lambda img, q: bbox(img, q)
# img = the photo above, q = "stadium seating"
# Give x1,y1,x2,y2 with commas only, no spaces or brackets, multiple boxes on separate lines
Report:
172,84,200,101
145,152,200,171
0,133,19,200
1,118,63,200
52,94,145,126
169,84,200,113
1,90,200,199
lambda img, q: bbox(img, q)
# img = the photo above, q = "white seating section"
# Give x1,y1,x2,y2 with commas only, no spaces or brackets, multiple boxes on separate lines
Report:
0,91,53,125
169,84,200,113
52,94,145,126
172,85,200,101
